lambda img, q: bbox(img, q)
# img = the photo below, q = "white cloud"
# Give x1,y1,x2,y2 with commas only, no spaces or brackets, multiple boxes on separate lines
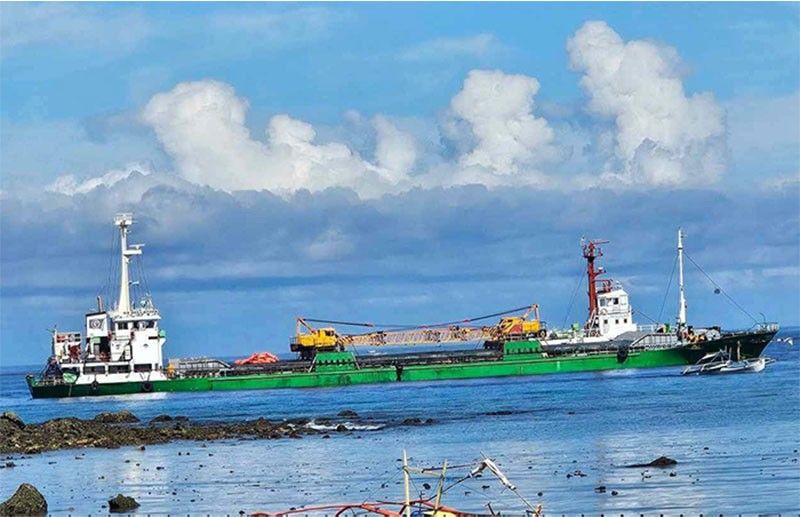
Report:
47,163,154,195
0,4,151,57
137,75,560,196
372,115,418,183
204,7,348,48
140,80,409,197
399,33,504,62
449,69,555,174
567,21,726,186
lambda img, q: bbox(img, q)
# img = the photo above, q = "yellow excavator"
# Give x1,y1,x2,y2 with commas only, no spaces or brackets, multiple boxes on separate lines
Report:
290,304,546,359
290,318,341,359
497,304,545,337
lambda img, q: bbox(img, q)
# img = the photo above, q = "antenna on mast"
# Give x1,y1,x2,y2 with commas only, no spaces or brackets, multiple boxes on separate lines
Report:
677,228,687,331
114,213,142,314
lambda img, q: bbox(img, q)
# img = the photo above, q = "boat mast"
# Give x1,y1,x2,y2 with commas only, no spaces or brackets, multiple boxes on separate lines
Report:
677,228,687,330
582,239,608,328
115,214,141,315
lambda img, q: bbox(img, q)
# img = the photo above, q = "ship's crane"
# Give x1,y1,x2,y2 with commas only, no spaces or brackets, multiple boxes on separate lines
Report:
289,305,547,359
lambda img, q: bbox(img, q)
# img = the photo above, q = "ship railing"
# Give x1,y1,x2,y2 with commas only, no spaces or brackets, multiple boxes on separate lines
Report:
31,376,71,387
748,322,779,333
636,324,658,333
628,333,679,350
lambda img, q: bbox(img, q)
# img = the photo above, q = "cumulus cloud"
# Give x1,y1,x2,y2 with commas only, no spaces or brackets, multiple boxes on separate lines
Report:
47,163,154,195
34,21,742,200
141,80,410,197
449,70,556,175
567,21,726,186
372,115,418,182
139,75,559,197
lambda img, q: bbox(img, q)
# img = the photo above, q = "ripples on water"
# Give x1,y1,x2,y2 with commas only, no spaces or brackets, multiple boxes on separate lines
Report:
1,331,799,514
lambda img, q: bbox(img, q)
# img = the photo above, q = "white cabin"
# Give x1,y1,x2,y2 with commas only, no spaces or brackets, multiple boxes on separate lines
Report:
595,284,637,339
48,214,168,388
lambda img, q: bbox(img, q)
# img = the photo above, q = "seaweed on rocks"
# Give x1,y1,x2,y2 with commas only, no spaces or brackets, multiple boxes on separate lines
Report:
0,411,431,454
0,483,47,516
94,411,140,424
108,494,140,513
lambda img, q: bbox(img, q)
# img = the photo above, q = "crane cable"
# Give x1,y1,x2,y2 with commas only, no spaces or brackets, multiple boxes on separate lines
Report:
656,252,678,324
561,262,585,329
303,305,533,331
684,252,759,324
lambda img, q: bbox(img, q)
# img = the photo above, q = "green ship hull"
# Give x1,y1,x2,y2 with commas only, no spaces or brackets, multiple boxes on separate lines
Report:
27,328,776,399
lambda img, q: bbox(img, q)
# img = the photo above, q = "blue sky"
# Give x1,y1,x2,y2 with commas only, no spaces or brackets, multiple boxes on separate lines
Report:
1,3,798,366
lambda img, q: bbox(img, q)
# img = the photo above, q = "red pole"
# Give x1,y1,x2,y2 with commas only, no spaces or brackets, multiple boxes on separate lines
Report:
582,240,606,326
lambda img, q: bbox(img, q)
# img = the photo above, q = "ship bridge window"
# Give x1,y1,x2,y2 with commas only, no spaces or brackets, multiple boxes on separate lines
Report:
599,299,607,307
134,364,152,373
116,322,130,330
109,364,131,374
613,298,619,305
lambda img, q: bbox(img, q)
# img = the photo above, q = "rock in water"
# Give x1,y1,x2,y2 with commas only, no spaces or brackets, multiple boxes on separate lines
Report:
108,494,140,513
94,411,139,424
624,456,678,468
1,412,25,430
0,483,47,515
338,410,358,418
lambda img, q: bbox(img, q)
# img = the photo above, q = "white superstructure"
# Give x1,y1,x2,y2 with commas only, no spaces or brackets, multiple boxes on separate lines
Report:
595,282,637,339
46,214,167,390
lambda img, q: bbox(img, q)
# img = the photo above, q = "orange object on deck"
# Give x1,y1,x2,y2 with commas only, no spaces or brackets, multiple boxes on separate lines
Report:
234,352,280,366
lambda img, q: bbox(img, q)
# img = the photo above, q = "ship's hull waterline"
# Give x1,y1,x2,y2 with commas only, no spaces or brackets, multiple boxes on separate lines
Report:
27,329,776,399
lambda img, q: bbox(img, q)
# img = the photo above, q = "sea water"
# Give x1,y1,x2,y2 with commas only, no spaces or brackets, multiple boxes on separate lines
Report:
1,330,798,515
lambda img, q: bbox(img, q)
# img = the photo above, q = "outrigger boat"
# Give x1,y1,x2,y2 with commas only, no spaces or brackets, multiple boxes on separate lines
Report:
26,215,779,398
682,347,775,375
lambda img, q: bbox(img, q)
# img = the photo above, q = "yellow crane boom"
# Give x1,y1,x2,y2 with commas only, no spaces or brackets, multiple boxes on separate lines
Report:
290,304,546,358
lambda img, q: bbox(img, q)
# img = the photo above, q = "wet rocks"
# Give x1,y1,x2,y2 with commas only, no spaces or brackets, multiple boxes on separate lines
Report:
0,483,47,516
401,417,433,426
1,410,418,454
625,456,678,468
108,494,140,513
338,410,359,418
594,485,606,493
0,412,329,454
1,412,25,430
94,411,139,424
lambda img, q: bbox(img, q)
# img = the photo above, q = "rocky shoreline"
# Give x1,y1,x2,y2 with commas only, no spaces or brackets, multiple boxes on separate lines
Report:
0,410,432,455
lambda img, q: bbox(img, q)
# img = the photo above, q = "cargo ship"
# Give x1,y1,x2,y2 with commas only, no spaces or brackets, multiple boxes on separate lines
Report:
26,214,778,398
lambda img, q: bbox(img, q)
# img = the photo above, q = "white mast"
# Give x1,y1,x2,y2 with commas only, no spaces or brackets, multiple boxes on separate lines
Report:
677,228,687,329
115,214,141,315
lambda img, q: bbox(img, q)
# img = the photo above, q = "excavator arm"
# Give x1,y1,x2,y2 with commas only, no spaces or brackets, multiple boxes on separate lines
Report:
290,304,546,357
